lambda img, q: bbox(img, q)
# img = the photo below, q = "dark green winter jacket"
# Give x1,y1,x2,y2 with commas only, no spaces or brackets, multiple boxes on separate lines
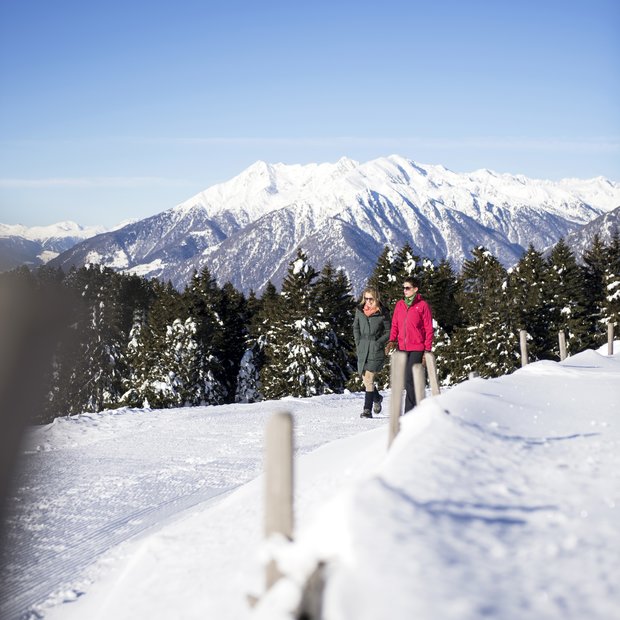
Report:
353,305,391,375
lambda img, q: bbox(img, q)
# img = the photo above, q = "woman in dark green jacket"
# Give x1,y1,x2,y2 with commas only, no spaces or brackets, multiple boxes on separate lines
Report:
353,286,391,418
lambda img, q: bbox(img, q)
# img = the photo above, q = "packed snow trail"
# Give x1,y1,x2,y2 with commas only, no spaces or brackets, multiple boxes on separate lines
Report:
1,395,385,619
3,346,619,620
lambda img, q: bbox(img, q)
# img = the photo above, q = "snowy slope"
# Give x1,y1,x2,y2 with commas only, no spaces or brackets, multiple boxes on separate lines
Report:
49,156,620,293
0,221,105,271
2,344,619,620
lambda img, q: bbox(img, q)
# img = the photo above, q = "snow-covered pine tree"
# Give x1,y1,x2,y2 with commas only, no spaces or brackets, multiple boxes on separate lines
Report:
582,234,611,346
260,249,336,399
600,230,620,329
182,268,227,404
122,280,191,409
120,308,151,408
53,265,126,414
446,247,519,380
507,245,554,360
368,245,401,307
395,242,423,285
216,281,250,400
423,258,462,336
546,238,592,355
235,283,278,403
313,262,356,393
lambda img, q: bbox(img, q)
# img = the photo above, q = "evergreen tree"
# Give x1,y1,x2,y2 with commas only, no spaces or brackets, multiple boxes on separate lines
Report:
424,258,462,335
546,238,592,355
582,234,612,343
217,282,249,400
182,268,227,404
260,249,337,399
507,245,553,359
395,242,424,287
446,247,518,380
368,245,401,307
50,266,127,414
600,230,620,329
121,280,191,408
236,283,279,402
314,262,356,393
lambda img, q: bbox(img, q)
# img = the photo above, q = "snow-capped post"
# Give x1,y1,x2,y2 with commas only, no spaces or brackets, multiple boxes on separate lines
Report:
424,352,441,396
608,322,615,356
558,330,567,361
413,364,426,405
519,330,528,367
388,351,406,448
264,411,294,589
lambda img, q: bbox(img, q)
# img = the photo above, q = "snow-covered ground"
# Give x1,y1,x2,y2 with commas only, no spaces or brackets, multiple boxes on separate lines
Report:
1,344,619,620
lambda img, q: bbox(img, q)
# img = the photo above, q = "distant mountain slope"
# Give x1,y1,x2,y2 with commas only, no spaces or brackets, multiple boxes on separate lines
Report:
552,205,620,261
0,221,105,271
49,156,620,292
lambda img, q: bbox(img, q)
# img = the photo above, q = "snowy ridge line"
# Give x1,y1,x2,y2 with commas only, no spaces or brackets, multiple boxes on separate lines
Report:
0,482,238,619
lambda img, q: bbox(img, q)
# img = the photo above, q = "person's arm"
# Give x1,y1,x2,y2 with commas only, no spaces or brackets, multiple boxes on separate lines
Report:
376,311,391,348
388,302,400,342
353,311,361,347
423,302,434,351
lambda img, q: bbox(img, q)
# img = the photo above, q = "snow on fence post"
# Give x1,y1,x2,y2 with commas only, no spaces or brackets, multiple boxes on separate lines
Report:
388,351,406,448
264,411,294,590
519,329,528,367
609,322,615,356
424,352,441,396
413,363,426,405
558,330,567,361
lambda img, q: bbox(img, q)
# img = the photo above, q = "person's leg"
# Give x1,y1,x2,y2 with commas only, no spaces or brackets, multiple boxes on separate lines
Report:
404,351,423,412
361,371,376,417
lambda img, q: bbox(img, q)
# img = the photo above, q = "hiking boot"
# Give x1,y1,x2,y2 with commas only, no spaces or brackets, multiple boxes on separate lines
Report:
373,390,383,414
361,391,374,418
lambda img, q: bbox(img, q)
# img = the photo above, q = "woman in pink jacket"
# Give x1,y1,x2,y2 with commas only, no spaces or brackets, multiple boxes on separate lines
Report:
385,277,434,412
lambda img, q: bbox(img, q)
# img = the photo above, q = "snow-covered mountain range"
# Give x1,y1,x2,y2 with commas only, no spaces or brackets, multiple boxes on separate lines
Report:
0,221,105,271
15,156,620,290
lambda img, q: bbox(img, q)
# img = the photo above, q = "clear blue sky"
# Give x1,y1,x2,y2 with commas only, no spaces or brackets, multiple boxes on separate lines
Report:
1,0,618,227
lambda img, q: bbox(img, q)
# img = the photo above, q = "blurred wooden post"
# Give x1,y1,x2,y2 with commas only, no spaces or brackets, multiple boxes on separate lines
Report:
388,351,406,448
558,330,567,361
413,363,426,405
519,329,528,367
424,352,440,396
265,411,294,590
608,322,615,356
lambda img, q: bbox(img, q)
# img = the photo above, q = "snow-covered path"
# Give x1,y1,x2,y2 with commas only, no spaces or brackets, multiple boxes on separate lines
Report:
2,345,619,620
1,396,385,619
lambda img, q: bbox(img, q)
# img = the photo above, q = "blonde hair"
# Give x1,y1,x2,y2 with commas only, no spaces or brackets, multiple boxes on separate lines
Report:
360,287,382,309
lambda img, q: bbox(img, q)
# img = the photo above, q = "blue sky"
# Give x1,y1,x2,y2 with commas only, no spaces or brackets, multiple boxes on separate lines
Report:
1,0,618,228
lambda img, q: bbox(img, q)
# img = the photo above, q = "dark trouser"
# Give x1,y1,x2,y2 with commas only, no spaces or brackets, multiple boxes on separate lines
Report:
404,350,424,413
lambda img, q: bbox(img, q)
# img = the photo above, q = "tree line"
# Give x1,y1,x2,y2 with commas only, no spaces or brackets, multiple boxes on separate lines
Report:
1,232,618,423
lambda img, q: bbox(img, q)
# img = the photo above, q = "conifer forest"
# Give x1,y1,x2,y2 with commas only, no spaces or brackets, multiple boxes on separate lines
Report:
2,233,618,424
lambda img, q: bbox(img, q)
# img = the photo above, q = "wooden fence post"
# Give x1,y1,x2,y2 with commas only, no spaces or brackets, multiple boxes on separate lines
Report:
388,351,406,448
558,330,567,361
609,322,615,356
424,352,441,396
265,411,294,590
519,329,528,367
413,363,426,405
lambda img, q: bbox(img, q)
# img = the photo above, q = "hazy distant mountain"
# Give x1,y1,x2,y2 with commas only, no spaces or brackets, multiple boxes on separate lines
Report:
48,156,620,292
0,221,105,272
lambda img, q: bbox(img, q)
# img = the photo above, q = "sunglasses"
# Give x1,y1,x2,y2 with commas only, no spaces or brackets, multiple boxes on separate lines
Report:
364,297,374,301
403,286,413,290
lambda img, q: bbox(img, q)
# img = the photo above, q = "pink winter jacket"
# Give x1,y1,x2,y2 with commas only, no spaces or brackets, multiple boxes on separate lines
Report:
389,294,434,351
